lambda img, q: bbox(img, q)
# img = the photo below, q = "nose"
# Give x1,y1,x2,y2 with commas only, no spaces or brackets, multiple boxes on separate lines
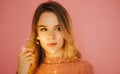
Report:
48,31,56,40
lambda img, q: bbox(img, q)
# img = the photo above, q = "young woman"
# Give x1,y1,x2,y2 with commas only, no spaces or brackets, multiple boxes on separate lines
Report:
18,1,94,74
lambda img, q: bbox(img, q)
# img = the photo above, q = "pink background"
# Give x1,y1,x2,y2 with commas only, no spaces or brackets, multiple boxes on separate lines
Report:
0,0,120,74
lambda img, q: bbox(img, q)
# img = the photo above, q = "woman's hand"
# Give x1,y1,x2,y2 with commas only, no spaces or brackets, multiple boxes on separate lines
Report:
18,48,35,74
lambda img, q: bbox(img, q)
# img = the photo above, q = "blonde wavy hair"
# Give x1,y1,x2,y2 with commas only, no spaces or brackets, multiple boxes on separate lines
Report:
26,1,81,74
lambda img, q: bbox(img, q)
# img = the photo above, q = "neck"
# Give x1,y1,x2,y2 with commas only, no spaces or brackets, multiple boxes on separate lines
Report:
45,49,63,58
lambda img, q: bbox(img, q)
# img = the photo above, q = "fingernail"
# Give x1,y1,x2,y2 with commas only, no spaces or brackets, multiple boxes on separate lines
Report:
21,47,25,51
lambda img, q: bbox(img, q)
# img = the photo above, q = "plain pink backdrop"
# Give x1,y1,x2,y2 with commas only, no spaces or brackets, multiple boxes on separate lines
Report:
0,0,120,74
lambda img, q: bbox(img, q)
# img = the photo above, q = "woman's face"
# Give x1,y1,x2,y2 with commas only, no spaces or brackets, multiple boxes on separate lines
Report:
37,12,64,55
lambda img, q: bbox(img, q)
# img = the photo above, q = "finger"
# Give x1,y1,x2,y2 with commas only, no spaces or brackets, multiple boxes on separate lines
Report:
19,48,33,57
18,50,34,62
19,52,35,64
23,51,35,58
24,56,35,65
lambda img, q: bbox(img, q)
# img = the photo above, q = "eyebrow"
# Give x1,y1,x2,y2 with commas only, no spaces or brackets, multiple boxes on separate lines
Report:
38,25,60,27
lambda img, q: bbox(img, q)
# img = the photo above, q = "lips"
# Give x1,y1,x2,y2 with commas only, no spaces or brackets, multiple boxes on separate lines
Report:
47,43,57,46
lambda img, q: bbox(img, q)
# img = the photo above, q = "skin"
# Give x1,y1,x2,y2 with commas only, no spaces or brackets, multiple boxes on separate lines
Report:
37,12,64,57
18,12,64,74
18,48,35,74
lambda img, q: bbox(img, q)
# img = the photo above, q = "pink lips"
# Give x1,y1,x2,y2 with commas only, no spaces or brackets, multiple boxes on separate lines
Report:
47,43,57,46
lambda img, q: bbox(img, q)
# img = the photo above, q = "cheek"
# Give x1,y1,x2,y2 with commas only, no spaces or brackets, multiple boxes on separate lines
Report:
57,33,64,43
58,32,63,39
38,33,47,43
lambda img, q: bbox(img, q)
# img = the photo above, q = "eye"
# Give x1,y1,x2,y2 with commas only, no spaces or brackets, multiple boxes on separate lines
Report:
40,28,47,31
56,27,61,31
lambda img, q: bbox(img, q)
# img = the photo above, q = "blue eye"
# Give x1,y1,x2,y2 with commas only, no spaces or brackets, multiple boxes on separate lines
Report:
40,28,47,31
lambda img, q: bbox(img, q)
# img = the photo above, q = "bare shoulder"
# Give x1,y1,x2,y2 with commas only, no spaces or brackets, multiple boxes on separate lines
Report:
74,60,94,74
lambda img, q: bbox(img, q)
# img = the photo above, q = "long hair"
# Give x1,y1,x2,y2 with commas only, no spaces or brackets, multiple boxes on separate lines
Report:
27,1,81,74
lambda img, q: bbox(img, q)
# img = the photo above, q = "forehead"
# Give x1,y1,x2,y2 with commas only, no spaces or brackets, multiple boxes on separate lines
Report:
38,12,59,27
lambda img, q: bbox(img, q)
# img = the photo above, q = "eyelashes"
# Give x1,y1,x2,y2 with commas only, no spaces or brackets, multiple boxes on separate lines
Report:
40,28,47,31
39,27,61,32
56,27,60,31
